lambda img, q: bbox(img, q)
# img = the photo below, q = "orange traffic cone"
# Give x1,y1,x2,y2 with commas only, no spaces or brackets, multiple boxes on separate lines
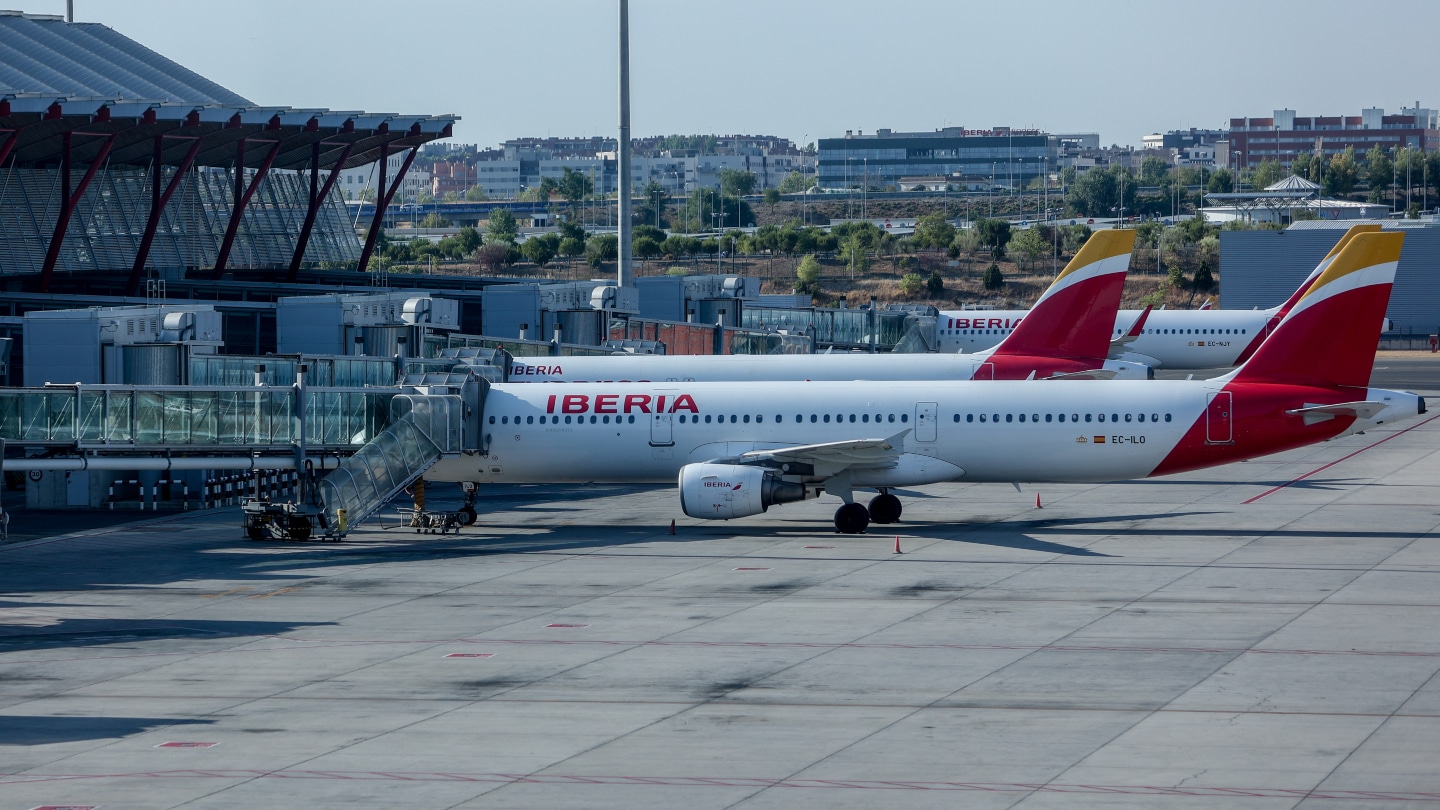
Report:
669,519,676,535
893,535,901,554
1036,493,1043,509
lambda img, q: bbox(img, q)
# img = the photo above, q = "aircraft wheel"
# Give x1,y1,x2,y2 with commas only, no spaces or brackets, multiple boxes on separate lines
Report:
287,515,312,542
869,493,902,524
459,506,477,526
834,503,870,534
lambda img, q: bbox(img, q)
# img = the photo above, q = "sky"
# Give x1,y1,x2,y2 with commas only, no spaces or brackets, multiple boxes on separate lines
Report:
50,0,1440,150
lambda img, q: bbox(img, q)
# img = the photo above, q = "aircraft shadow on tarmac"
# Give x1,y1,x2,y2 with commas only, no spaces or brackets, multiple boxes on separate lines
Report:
0,714,213,746
0,617,334,653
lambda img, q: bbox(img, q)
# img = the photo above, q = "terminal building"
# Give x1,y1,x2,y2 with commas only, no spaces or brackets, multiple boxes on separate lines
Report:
0,10,455,290
817,127,1059,191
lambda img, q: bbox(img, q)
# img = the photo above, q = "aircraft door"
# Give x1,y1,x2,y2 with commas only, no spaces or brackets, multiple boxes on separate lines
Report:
650,412,674,446
915,402,938,442
1206,391,1233,444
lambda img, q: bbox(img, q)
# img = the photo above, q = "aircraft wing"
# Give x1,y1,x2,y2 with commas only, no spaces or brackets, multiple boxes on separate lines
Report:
1045,369,1119,381
1286,401,1388,425
740,430,910,475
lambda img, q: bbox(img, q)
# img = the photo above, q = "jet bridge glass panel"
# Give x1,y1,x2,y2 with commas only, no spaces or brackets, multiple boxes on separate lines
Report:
0,387,397,448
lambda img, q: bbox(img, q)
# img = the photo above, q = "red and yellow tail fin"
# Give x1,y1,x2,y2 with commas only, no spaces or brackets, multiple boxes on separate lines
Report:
991,229,1135,362
1230,231,1401,389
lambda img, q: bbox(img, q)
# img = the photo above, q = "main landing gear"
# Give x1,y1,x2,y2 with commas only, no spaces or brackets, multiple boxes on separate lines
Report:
832,489,904,534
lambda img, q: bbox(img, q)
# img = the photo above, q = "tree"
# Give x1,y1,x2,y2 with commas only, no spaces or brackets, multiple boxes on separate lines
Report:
417,188,434,205
1365,146,1393,204
558,167,593,210
558,237,584,258
632,235,662,259
1291,153,1315,184
898,272,925,296
778,171,813,194
912,212,956,251
1008,227,1048,268
926,270,944,297
419,212,450,228
635,181,669,228
520,234,557,266
453,226,483,255
475,243,511,272
1251,158,1283,190
357,186,377,202
719,168,757,198
585,234,618,268
1192,261,1214,291
1206,168,1234,194
1139,155,1170,187
1323,146,1358,197
795,254,821,295
486,208,518,243
463,184,487,202
972,218,1012,259
763,187,781,212
1166,261,1187,289
982,262,1004,291
1068,167,1121,217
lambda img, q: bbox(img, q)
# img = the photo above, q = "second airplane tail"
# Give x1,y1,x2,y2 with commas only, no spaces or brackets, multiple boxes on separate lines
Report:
1229,231,1401,390
990,228,1136,362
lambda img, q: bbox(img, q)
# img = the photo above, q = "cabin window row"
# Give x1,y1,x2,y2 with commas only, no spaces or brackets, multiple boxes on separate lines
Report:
955,412,1172,424
491,414,640,425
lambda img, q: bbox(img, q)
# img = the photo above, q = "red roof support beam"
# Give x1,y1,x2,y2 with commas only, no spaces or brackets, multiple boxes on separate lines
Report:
211,138,281,278
356,144,417,274
40,130,115,291
126,134,203,295
287,140,353,282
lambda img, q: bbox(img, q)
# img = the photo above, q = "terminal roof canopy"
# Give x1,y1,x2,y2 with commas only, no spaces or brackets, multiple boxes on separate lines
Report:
0,10,457,171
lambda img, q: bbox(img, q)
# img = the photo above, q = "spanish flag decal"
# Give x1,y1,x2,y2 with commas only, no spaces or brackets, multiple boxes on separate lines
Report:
1093,436,1106,443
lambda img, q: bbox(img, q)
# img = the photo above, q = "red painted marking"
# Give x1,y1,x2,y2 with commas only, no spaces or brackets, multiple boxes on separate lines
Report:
544,623,589,629
733,567,773,571
8,772,1440,800
1244,413,1440,504
444,653,495,659
156,741,218,748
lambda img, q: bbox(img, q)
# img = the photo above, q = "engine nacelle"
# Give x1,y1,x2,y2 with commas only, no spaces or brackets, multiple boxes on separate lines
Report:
678,463,810,520
1102,359,1154,380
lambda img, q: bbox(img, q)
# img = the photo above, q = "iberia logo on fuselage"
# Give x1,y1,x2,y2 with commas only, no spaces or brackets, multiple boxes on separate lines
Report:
947,316,1023,329
545,393,699,414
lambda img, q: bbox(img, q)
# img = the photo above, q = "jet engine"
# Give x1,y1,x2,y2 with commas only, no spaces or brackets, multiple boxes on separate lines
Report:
1102,359,1155,380
678,463,811,520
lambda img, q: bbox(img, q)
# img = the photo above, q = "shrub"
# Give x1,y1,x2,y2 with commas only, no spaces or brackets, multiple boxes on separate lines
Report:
982,262,1004,290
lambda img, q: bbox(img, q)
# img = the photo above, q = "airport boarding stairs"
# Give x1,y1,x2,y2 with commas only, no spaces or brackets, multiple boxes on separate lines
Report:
315,391,467,534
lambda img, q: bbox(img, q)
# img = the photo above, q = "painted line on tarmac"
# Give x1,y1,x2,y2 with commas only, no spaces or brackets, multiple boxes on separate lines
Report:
3,769,1440,800
1244,413,1440,504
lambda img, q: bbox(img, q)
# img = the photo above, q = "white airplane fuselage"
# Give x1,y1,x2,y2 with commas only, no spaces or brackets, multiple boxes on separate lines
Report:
507,352,1149,383
939,308,1273,368
431,379,1420,488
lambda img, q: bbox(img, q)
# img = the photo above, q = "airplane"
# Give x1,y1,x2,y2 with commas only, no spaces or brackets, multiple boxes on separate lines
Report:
936,224,1386,369
430,231,1422,534
507,230,1148,383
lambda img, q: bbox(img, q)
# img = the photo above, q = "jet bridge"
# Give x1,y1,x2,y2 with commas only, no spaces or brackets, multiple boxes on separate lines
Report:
0,372,491,540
